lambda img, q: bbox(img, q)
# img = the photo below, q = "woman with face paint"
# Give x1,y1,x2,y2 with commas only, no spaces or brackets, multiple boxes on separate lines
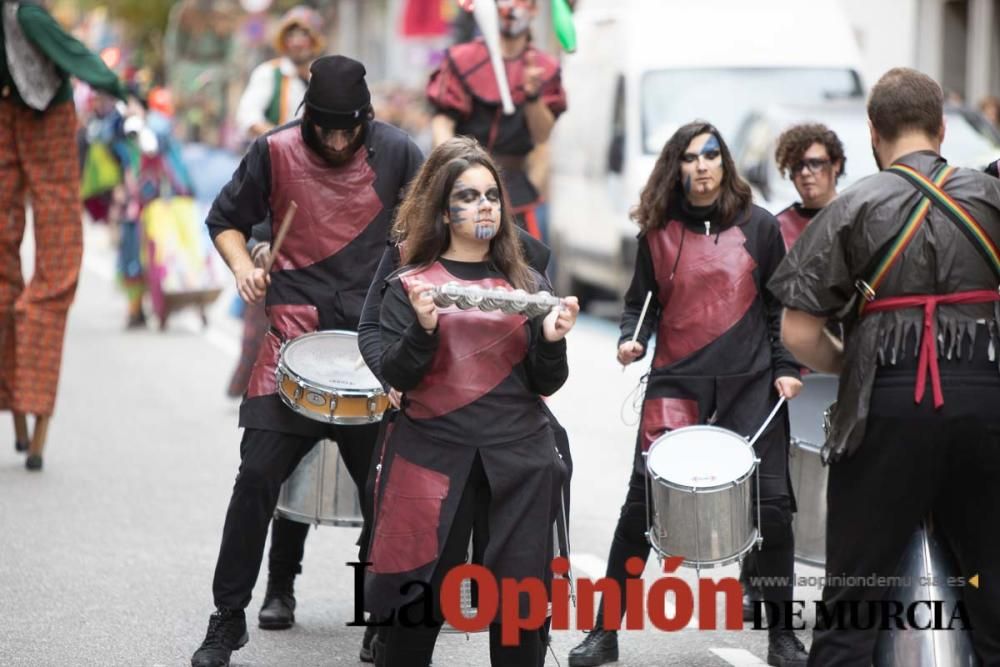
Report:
364,139,579,667
427,0,567,241
568,122,809,667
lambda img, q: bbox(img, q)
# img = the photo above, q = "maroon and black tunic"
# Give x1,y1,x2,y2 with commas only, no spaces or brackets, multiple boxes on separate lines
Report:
620,200,800,473
364,258,567,616
775,202,820,251
426,38,566,210
206,120,424,436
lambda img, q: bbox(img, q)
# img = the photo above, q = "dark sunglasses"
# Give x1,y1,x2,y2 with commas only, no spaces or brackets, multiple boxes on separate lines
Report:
791,158,832,176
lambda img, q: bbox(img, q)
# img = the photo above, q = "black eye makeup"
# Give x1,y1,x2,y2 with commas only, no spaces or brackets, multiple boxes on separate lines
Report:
451,187,501,203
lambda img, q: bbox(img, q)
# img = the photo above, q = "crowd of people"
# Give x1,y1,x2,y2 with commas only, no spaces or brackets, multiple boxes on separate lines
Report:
3,2,1000,667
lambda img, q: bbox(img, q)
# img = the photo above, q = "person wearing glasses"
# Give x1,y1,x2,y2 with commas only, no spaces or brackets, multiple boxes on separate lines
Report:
739,124,847,620
770,67,1000,667
773,124,846,250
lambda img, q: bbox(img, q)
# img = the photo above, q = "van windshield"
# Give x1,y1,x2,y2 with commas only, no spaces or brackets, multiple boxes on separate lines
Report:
641,68,863,153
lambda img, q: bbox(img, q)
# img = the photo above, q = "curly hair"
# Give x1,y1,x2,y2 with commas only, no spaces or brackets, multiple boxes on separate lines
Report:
394,137,535,291
774,123,846,180
632,121,752,234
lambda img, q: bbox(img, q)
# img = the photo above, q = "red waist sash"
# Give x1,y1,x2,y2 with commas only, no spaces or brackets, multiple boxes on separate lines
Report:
863,289,1000,408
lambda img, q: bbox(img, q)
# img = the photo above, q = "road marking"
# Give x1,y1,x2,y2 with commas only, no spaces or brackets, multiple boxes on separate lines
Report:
710,648,768,665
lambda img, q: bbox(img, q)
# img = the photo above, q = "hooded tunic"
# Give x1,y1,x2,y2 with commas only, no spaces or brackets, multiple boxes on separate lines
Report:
205,119,424,436
363,258,567,617
620,199,799,473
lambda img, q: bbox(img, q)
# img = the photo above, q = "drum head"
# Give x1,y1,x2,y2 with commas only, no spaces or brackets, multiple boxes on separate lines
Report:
282,331,379,392
647,426,754,489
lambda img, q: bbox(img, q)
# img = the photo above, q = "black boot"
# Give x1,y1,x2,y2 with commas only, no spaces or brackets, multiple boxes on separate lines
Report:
767,630,808,667
360,623,378,663
258,576,296,630
191,608,248,667
568,627,618,667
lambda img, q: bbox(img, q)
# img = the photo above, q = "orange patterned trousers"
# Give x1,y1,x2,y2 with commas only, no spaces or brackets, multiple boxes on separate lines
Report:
0,101,82,416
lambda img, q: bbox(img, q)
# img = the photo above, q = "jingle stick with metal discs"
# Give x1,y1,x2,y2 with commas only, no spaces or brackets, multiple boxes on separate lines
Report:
427,282,562,318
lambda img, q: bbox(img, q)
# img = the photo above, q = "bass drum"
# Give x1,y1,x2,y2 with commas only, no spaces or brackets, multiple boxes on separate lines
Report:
276,439,362,527
788,373,839,566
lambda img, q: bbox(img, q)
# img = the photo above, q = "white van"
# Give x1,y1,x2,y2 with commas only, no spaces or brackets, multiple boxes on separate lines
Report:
549,0,865,303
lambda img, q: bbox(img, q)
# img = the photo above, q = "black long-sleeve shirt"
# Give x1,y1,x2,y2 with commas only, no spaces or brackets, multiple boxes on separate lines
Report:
359,228,552,388
379,258,566,446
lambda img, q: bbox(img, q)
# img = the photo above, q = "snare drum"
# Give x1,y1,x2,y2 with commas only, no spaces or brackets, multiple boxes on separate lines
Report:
646,426,759,568
276,439,363,526
276,330,389,424
787,373,838,566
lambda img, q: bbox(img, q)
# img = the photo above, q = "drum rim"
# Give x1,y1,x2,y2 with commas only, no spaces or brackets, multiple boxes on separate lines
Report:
790,437,824,454
278,329,385,395
646,425,756,492
648,524,759,568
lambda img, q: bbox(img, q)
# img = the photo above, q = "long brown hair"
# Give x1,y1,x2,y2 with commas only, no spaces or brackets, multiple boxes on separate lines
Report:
396,138,535,291
631,121,752,234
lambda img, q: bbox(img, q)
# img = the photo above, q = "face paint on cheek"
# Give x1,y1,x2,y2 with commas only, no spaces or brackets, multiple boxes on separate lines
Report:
448,206,467,225
474,223,497,240
683,174,692,194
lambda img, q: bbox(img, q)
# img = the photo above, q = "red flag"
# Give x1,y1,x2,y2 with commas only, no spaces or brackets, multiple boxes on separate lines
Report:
401,0,452,37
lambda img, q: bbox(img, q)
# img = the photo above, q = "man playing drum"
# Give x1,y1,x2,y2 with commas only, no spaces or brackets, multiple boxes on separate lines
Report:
569,122,808,667
191,55,423,667
771,67,1000,666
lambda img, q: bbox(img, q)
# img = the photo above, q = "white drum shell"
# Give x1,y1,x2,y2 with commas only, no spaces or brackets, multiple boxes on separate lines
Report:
788,373,838,566
646,426,758,567
276,439,362,527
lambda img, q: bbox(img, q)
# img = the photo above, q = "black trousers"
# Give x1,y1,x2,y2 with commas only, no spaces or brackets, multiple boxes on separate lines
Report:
381,453,544,667
808,363,1000,666
212,424,379,610
602,423,795,629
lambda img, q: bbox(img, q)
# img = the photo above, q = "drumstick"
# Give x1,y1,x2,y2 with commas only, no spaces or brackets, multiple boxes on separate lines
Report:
265,201,298,273
630,291,653,345
747,395,787,448
622,290,653,372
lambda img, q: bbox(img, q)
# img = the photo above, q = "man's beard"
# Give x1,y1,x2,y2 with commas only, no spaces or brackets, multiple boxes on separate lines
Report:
302,120,365,167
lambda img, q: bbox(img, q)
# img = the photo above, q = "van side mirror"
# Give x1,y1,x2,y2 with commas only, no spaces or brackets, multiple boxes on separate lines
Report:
608,133,624,174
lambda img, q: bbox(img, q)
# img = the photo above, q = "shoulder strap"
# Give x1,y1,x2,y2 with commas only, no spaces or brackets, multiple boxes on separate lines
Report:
888,164,1000,281
855,164,951,312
